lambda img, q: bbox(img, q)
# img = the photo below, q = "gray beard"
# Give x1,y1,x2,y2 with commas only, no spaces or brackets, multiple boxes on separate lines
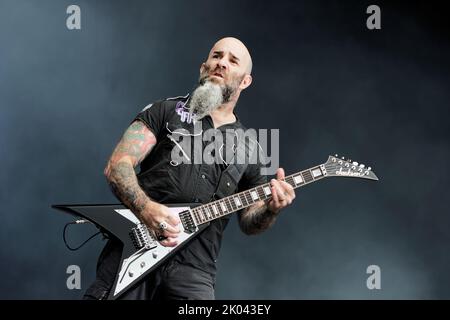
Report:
189,78,235,120
188,80,224,121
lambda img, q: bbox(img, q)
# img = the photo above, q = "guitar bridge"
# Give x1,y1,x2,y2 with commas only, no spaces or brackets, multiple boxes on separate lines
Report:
130,223,157,250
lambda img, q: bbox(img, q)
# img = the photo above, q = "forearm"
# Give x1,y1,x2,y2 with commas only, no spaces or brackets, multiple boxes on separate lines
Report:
239,171,297,235
239,201,278,235
104,120,158,220
106,160,156,220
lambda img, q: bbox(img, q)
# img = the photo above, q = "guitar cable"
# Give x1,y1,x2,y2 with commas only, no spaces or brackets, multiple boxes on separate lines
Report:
63,219,104,251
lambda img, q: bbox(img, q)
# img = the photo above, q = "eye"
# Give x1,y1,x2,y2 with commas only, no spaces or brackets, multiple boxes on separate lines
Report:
230,59,239,65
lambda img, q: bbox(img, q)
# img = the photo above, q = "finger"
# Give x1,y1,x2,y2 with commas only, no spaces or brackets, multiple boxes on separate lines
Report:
270,184,285,212
276,168,285,180
166,213,181,227
154,221,180,234
163,231,180,238
271,179,280,204
272,180,286,201
164,224,180,234
280,181,295,199
160,237,178,247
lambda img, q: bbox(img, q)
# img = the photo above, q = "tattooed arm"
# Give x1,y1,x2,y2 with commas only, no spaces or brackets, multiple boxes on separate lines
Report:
105,120,180,246
238,168,296,235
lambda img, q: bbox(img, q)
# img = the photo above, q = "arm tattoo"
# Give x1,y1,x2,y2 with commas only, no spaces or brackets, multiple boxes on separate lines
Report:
111,121,156,166
238,202,278,235
108,162,149,219
105,121,157,217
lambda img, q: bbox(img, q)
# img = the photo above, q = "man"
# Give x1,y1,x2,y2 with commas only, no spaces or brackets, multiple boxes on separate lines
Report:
84,37,296,300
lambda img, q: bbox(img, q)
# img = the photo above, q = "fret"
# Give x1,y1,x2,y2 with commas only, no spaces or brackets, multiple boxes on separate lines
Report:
197,207,206,223
215,201,223,215
206,206,212,219
211,204,218,217
244,190,252,204
311,167,323,178
260,186,268,199
201,207,208,221
263,185,271,196
195,208,201,222
239,193,248,206
293,174,304,186
256,186,265,200
233,196,242,208
250,189,259,201
228,196,237,211
285,176,296,188
205,205,211,219
193,209,201,224
191,209,196,223
224,197,233,212
219,200,228,213
301,170,314,183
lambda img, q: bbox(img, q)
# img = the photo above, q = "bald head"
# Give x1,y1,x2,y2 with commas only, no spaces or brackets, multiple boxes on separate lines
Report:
208,37,253,75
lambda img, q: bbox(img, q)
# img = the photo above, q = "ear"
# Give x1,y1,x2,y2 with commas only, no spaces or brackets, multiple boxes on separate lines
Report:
239,74,253,90
200,62,205,74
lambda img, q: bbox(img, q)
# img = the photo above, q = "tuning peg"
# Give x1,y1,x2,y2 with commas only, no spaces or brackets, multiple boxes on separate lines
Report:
341,156,345,160
335,154,338,157
359,164,365,168
367,167,371,171
352,161,359,166
347,159,352,163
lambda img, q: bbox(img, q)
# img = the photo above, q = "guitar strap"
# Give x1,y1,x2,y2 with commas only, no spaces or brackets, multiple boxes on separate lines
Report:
211,130,258,201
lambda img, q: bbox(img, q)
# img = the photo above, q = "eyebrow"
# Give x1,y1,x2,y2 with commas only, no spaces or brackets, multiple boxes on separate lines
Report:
213,50,240,62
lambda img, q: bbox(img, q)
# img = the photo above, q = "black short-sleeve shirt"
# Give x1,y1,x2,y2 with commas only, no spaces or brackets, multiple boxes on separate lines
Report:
133,94,267,275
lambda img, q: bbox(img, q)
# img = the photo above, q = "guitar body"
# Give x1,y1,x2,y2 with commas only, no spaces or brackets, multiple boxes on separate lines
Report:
53,203,207,300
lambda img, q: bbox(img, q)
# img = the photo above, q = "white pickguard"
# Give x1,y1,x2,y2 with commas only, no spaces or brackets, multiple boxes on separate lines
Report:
113,206,197,297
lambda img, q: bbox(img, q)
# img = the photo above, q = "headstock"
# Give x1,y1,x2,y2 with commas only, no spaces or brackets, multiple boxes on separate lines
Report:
323,154,379,181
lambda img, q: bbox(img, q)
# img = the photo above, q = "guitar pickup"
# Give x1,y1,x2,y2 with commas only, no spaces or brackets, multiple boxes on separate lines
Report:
179,210,197,233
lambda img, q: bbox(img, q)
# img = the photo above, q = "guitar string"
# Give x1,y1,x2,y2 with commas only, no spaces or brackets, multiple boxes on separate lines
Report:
191,165,372,223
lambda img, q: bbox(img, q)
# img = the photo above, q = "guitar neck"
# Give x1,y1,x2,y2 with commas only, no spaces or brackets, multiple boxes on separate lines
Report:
190,163,327,226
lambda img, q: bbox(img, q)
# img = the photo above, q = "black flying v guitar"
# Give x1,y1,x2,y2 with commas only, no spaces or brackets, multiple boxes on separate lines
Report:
53,155,379,300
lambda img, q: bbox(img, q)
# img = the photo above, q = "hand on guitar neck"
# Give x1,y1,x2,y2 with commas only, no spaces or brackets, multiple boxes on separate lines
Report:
267,168,296,214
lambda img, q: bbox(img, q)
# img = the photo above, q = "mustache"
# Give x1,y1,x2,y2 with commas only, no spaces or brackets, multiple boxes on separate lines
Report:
200,65,224,82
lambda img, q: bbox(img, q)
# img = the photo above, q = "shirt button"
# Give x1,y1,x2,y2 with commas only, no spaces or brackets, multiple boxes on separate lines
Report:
201,174,206,179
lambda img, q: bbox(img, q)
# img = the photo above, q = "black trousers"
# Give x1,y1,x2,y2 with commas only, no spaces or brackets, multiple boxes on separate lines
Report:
83,239,215,300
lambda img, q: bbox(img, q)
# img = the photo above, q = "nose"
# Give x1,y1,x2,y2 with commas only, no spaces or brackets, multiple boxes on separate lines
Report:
217,56,228,70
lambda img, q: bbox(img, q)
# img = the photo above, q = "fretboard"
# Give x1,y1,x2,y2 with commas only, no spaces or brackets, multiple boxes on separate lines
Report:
190,164,327,226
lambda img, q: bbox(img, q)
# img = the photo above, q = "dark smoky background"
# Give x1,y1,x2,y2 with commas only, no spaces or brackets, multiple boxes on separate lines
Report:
0,0,449,299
